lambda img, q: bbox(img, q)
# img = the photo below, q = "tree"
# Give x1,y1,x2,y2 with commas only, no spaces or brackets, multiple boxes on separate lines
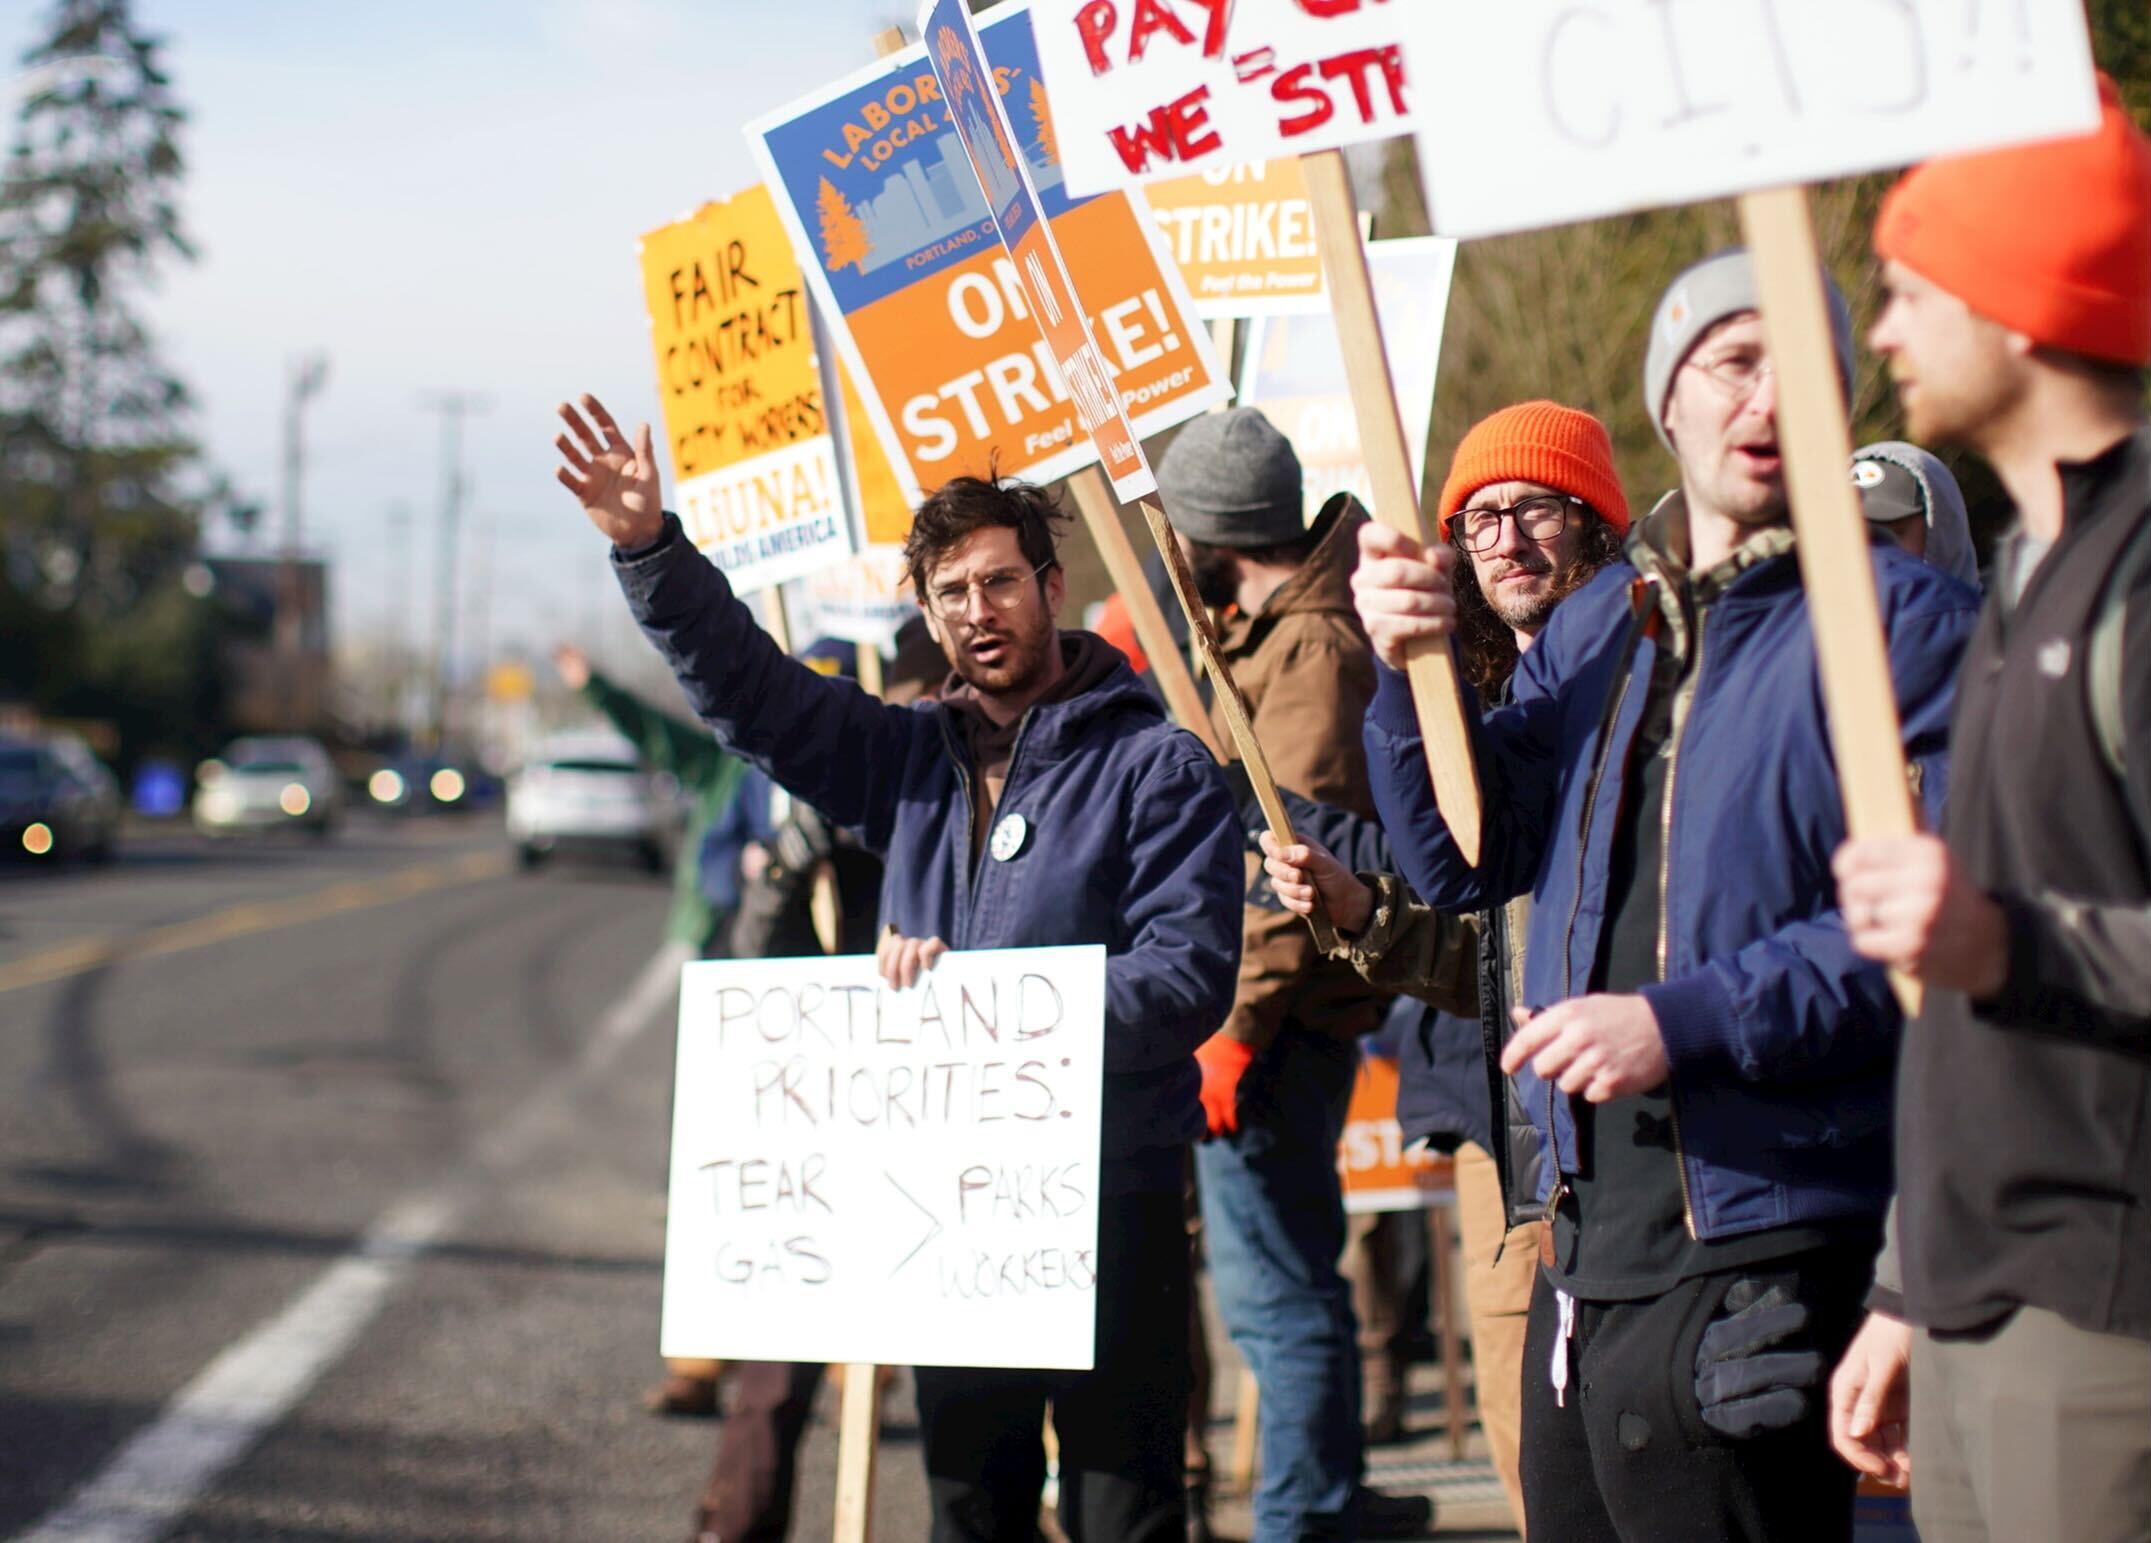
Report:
1029,76,1058,168
816,176,872,274
0,0,225,758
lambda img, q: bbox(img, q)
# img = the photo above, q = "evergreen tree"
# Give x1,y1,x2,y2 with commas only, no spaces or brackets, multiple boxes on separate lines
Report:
0,0,223,757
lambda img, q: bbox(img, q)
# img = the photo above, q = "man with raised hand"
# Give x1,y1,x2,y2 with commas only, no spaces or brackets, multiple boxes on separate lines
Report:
552,394,1244,1543
1349,255,1978,1539
1829,78,2151,1543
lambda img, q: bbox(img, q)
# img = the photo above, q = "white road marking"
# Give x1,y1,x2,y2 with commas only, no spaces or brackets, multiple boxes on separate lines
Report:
15,941,692,1543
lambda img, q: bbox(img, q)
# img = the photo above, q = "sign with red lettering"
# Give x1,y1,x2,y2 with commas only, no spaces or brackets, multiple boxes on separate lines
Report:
638,187,855,594
747,2,1227,507
919,0,1163,500
1142,157,1324,318
1028,0,1419,198
1406,0,2099,237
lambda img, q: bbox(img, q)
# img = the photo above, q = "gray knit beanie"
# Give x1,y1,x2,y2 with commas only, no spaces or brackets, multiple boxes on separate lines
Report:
1643,248,1855,453
1157,407,1305,548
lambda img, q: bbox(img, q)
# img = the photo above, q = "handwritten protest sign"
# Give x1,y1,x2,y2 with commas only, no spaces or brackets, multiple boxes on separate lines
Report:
1337,1054,1453,1215
1239,236,1455,519
638,187,855,594
1408,1,2101,239
1142,157,1324,318
660,946,1107,1370
1029,0,1420,197
747,4,1227,505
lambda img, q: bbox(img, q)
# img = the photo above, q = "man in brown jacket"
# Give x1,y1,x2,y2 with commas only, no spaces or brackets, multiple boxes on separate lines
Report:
1161,408,1431,1542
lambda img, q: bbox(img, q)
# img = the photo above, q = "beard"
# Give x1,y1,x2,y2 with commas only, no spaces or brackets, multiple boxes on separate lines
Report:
944,608,1058,697
1481,548,1605,633
1188,544,1240,610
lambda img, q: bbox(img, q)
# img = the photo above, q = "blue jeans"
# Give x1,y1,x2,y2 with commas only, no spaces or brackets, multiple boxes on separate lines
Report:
1196,1028,1363,1542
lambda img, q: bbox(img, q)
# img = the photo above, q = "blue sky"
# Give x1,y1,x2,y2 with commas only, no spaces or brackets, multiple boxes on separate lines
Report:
2,0,908,666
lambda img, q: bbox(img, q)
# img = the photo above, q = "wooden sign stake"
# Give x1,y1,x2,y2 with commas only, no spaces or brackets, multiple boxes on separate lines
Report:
1067,467,1225,759
1737,186,1922,1017
1298,149,1483,867
1141,500,1340,954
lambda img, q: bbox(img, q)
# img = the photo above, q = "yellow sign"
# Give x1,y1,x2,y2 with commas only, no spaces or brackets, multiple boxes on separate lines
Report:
639,185,855,594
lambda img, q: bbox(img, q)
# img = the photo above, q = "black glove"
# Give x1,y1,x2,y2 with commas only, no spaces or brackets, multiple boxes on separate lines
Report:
771,807,834,875
1693,1278,1824,1439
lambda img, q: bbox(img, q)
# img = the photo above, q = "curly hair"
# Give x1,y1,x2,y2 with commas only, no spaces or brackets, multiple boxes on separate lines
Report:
902,471,1070,601
1451,514,1626,696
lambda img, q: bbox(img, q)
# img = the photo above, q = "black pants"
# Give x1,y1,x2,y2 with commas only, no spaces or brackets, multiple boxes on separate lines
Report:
697,1360,826,1542
1520,1249,1869,1543
914,1189,1189,1543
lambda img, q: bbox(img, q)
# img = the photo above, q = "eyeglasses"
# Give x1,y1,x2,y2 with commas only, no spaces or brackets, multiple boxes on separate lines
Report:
1453,494,1582,554
1685,345,1776,403
925,559,1050,620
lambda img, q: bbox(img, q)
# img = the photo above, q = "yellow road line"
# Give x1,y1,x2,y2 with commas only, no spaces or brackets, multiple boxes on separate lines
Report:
0,849,512,996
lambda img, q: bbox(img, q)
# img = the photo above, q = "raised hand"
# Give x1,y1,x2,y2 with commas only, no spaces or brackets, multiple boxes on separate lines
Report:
554,393,665,549
1259,829,1376,936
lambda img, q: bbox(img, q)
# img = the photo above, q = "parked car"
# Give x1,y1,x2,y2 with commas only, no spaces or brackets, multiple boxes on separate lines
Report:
0,733,120,862
506,732,676,870
194,736,342,839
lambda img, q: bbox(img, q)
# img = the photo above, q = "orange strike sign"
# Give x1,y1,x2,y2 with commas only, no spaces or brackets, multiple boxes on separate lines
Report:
1336,1053,1453,1215
638,186,855,594
1142,157,1324,319
747,1,1227,506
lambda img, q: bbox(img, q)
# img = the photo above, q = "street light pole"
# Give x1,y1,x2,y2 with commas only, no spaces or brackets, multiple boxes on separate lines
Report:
420,391,489,749
277,351,329,728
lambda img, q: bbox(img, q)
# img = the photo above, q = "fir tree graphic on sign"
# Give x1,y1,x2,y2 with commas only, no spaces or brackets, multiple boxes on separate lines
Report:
1029,77,1057,168
816,176,871,274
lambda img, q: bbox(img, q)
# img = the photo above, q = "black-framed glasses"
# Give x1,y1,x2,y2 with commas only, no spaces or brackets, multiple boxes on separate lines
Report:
925,559,1051,620
1453,494,1583,554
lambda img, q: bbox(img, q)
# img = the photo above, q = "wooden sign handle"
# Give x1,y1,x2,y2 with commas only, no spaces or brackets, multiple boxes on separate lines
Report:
832,1361,881,1543
1141,501,1342,955
1068,468,1225,759
1738,186,1922,1018
1298,150,1484,868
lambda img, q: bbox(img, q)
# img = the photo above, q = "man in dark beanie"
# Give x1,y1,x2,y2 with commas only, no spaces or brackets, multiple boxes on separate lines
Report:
1161,408,1430,1541
1831,75,2151,1542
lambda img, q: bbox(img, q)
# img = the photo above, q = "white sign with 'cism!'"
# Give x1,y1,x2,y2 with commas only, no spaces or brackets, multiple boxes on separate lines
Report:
660,945,1107,1370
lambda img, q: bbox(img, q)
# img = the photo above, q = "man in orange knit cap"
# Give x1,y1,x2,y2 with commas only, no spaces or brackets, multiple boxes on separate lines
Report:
1260,399,1630,1531
1350,250,1979,1538
1829,76,2151,1541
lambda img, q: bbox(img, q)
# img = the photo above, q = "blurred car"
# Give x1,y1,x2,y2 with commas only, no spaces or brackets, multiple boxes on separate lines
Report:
194,736,342,838
0,733,120,862
506,732,676,870
366,755,500,816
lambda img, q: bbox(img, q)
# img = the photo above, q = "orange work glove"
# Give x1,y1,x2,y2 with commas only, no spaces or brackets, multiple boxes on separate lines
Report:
1195,1034,1256,1137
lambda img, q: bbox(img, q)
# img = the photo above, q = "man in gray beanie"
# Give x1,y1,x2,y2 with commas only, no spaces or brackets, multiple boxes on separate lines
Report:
1348,247,1978,1538
1159,408,1433,1541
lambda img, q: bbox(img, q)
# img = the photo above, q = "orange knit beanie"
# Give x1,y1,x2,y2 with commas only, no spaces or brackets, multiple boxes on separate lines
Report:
1436,401,1630,538
1875,74,2151,366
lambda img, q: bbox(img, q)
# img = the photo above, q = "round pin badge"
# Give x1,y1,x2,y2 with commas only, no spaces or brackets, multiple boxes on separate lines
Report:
990,812,1029,862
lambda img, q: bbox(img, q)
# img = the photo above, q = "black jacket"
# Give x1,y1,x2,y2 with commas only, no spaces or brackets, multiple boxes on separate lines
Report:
1891,427,2151,1343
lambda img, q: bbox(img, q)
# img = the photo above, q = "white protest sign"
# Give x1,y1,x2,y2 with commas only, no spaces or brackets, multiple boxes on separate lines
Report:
1030,0,1419,197
1409,0,2101,238
660,945,1106,1370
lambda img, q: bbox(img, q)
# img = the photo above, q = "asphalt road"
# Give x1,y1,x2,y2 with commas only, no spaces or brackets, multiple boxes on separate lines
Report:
0,814,939,1542
0,815,1514,1543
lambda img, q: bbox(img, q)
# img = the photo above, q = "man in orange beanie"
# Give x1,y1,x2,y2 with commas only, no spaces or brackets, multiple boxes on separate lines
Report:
1259,399,1629,1530
1829,76,2151,1542
1350,248,1979,1539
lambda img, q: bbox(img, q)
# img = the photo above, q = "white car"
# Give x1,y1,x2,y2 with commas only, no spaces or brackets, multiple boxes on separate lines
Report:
194,736,342,838
506,732,676,871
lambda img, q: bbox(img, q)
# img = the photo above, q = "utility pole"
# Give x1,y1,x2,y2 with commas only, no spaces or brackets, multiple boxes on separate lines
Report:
278,352,330,728
385,501,411,739
419,391,488,749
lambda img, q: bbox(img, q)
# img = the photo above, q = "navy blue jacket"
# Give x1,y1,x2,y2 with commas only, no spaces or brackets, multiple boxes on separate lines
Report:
1366,523,1978,1240
616,518,1244,1192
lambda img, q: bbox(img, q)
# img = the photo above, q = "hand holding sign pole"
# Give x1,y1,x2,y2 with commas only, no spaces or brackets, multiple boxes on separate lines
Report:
918,0,1335,950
